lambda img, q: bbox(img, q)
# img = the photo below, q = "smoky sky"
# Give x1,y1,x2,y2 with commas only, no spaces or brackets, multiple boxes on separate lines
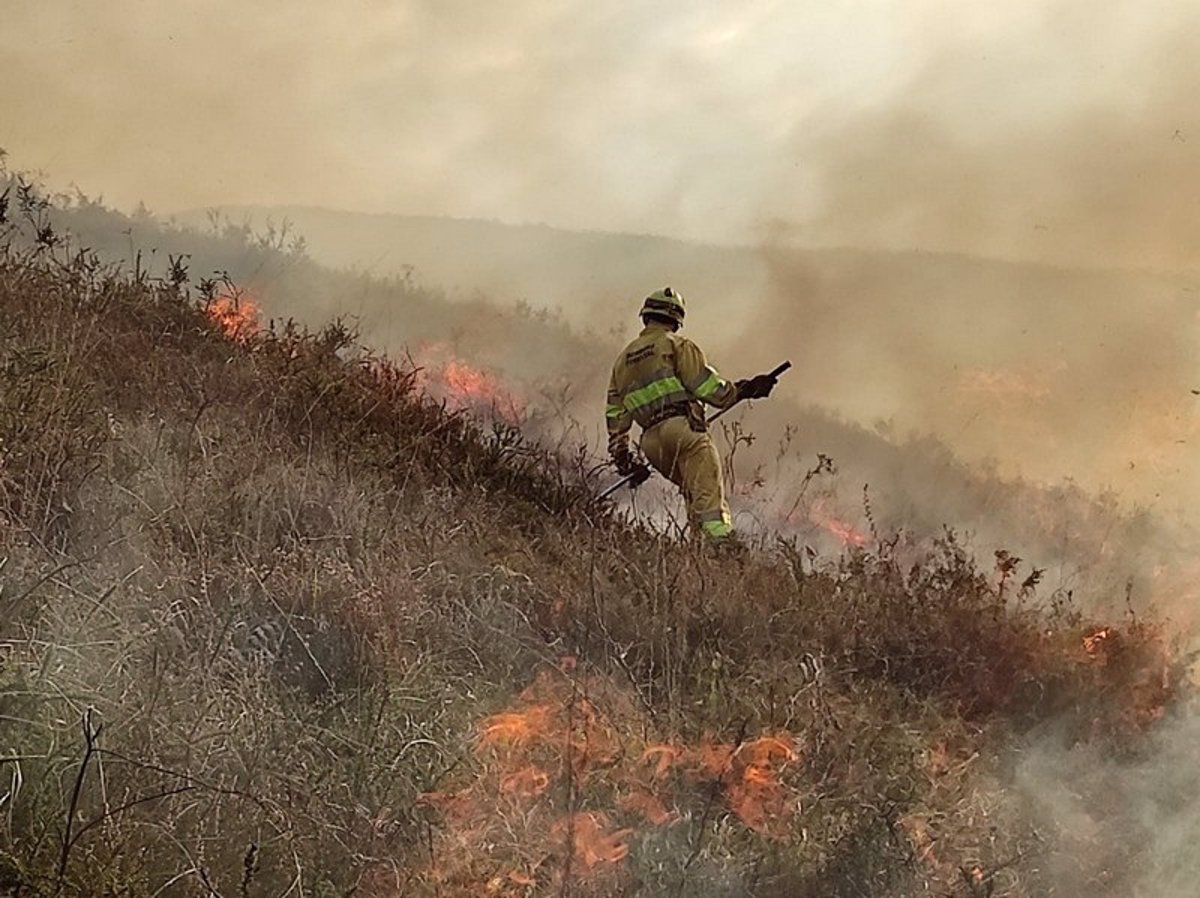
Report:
5,0,1200,270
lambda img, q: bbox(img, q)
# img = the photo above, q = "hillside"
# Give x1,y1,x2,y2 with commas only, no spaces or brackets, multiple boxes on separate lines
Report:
174,204,1200,523
77,195,1200,617
2,173,1196,897
24,179,1200,610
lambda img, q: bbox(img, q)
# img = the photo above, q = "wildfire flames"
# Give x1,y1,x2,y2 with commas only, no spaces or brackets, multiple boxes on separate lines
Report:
1082,626,1114,657
408,663,800,895
783,497,870,547
1079,623,1175,730
636,733,798,835
551,813,633,869
205,291,260,342
414,342,525,423
810,500,869,547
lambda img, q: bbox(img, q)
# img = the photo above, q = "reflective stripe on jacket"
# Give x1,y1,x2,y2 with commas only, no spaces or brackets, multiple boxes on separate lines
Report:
606,321,738,447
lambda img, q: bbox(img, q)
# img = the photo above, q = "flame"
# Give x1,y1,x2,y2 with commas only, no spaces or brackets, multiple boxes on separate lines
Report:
417,667,801,894
206,291,260,342
414,342,525,423
551,812,632,868
640,744,684,780
1077,623,1177,731
638,734,798,835
1083,626,1115,658
618,790,678,825
500,766,550,799
479,705,555,750
725,736,798,835
807,499,869,547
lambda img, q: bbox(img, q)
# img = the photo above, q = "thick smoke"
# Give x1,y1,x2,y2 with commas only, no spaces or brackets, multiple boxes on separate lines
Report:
1015,707,1200,897
734,244,1198,517
5,0,1196,270
771,2,1200,272
713,0,1200,598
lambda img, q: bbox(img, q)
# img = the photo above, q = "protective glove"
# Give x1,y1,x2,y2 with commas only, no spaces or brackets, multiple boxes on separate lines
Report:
611,443,637,476
735,373,777,401
627,463,652,489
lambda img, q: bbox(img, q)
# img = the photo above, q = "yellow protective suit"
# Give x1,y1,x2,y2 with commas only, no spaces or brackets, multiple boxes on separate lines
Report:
606,321,740,539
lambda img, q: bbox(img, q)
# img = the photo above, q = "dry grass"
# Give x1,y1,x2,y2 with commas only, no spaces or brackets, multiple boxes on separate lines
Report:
0,177,1190,897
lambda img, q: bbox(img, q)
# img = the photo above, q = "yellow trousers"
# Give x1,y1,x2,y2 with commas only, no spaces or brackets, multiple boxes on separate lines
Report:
640,417,733,540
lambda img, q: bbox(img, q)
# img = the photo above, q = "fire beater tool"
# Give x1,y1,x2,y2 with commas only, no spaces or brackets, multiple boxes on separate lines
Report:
597,360,792,501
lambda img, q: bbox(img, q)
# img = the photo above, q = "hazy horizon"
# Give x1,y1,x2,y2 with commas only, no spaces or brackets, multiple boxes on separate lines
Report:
6,0,1200,270
173,200,1200,277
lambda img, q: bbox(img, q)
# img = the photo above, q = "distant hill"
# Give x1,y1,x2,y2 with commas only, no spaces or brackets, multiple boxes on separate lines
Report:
171,205,768,334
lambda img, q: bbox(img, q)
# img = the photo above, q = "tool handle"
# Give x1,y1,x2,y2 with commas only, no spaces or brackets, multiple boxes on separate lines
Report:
708,360,791,424
597,463,652,500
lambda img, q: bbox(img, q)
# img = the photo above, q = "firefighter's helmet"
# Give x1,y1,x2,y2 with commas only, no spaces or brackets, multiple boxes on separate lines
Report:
639,286,685,326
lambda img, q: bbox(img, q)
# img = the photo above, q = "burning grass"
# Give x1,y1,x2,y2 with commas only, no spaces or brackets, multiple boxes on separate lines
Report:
0,178,1193,897
204,286,261,342
412,663,805,895
413,340,527,424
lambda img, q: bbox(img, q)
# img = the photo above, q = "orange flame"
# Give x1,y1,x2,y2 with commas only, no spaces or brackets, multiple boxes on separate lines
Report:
1076,623,1176,731
414,342,525,423
551,812,633,868
618,790,678,826
500,766,551,799
808,499,869,547
1083,626,1115,658
640,734,798,835
206,291,260,342
479,705,555,750
640,744,684,780
725,736,798,835
417,668,801,894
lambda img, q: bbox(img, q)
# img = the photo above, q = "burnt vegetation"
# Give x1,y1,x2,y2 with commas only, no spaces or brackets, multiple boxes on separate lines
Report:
0,174,1191,897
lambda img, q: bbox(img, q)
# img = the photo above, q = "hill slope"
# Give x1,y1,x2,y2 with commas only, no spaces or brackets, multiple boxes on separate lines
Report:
174,204,1200,521
1,173,1194,897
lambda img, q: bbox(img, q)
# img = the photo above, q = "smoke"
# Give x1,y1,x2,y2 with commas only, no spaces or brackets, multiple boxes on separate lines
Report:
3,1,1196,270
704,0,1200,544
737,1,1200,524
1015,706,1200,897
733,244,1199,519
763,0,1200,271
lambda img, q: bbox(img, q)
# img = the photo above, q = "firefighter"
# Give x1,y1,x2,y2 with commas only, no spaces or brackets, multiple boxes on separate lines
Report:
605,287,777,541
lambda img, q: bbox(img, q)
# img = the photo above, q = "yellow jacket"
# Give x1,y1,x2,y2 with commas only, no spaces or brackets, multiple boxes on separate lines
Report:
606,321,738,454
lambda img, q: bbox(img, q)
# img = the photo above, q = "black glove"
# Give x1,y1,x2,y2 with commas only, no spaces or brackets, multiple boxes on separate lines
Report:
611,445,637,476
735,373,777,401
